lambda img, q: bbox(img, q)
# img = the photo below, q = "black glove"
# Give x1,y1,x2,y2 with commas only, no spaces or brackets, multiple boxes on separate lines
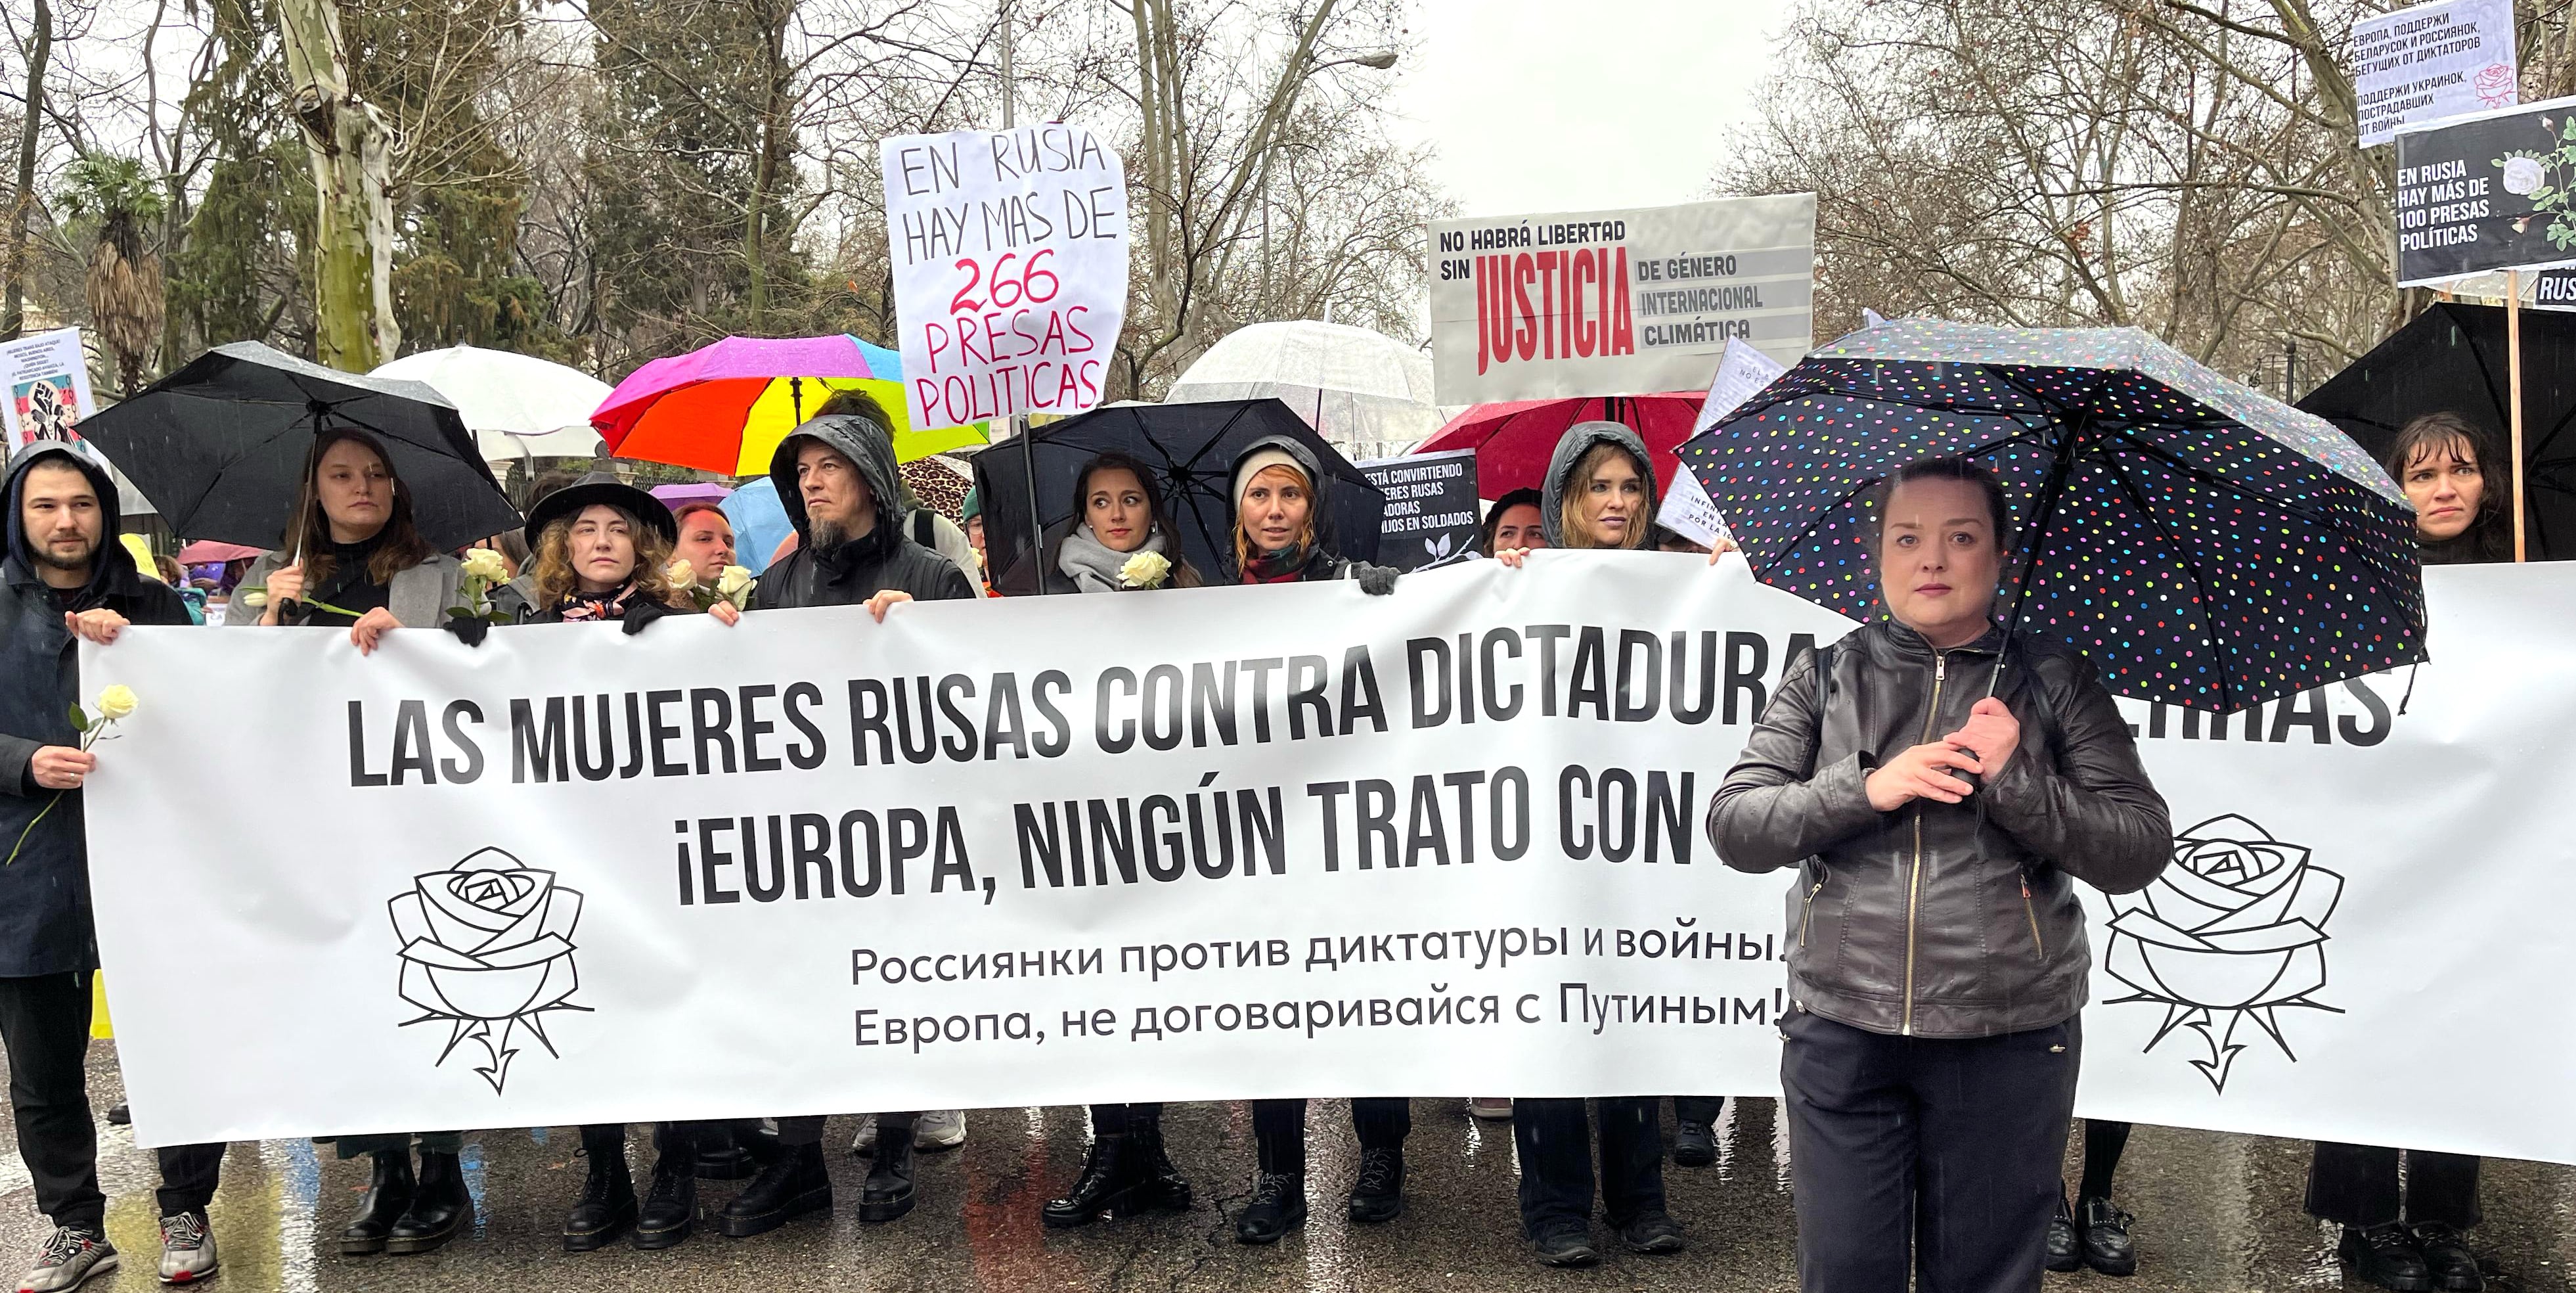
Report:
1354,563,1399,597
443,614,489,648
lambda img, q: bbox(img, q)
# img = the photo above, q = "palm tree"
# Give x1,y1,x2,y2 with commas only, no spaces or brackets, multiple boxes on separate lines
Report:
56,154,168,394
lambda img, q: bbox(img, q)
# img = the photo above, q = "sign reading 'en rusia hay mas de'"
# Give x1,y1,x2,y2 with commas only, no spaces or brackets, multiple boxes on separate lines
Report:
1426,195,1814,404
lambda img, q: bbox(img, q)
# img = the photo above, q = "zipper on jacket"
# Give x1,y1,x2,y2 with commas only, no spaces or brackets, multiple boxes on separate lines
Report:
1798,865,1829,948
1903,650,1947,1035
2021,876,2045,958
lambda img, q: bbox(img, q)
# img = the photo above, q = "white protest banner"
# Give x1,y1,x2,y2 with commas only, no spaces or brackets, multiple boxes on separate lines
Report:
879,124,1126,431
2353,0,2518,148
1,327,96,447
82,562,2576,1168
1427,196,1814,405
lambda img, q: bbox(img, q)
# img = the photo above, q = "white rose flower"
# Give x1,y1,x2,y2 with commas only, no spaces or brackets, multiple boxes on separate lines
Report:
2503,156,2546,196
96,685,139,721
716,564,755,598
240,589,269,608
461,548,510,583
666,558,696,588
1119,549,1172,589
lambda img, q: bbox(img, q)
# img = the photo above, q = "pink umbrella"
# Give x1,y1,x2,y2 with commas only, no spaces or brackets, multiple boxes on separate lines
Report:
177,539,264,563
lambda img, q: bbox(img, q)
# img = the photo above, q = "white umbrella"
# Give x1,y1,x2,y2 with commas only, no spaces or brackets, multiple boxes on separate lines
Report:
1163,320,1441,461
369,345,611,465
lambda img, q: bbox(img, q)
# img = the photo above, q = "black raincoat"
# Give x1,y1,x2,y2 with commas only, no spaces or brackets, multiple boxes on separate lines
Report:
761,415,975,609
0,448,191,976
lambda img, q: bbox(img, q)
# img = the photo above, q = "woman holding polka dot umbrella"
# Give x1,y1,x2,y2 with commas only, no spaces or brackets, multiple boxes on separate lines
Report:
1677,316,2426,713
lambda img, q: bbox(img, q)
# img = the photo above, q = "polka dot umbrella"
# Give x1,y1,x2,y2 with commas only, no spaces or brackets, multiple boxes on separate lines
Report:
1676,317,2426,712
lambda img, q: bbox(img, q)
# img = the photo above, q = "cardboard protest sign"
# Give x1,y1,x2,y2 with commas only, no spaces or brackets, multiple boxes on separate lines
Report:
1427,196,1814,404
1,328,96,448
879,125,1128,430
2393,94,2576,284
1359,448,1480,570
2352,0,2518,147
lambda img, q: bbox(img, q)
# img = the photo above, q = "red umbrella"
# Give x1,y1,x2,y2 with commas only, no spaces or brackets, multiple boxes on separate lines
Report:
1414,392,1705,499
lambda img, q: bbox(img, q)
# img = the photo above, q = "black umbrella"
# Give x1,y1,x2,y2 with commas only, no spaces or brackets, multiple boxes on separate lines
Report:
79,342,522,551
2294,301,2576,560
1679,319,2424,712
973,399,1385,595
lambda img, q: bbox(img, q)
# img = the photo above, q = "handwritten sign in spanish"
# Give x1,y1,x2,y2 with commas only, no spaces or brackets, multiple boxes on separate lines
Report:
880,125,1128,431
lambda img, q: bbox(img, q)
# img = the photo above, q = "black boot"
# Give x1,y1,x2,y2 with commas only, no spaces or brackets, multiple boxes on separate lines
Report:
696,1125,756,1182
563,1145,637,1252
1041,1134,1138,1228
2046,1193,2082,1273
338,1151,414,1256
1672,1119,1714,1168
717,1141,832,1238
2340,1223,2435,1293
1347,1146,1403,1223
634,1149,697,1250
2079,1195,2137,1276
2410,1223,2484,1293
386,1149,473,1255
1129,1123,1191,1213
860,1137,916,1223
1233,1171,1306,1244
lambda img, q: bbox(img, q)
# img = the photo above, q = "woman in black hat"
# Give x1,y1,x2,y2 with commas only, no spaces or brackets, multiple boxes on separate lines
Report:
505,475,738,1252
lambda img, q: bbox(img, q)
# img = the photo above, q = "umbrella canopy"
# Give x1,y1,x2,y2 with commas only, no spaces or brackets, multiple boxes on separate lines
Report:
79,342,522,551
368,345,611,465
972,399,1385,595
902,454,973,523
1165,320,1442,461
1416,393,1704,501
719,476,792,576
648,482,731,509
593,334,985,474
176,539,263,563
1679,318,2424,712
2294,302,2575,560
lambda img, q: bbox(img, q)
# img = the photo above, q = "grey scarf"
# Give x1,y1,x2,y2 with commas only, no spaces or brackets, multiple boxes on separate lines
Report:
1057,523,1169,593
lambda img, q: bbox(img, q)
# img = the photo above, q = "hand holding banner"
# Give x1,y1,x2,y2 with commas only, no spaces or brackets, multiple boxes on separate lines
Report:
880,125,1128,430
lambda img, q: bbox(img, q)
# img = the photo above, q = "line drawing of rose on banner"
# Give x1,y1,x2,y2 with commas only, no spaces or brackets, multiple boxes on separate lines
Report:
2103,815,2345,1094
388,848,588,1094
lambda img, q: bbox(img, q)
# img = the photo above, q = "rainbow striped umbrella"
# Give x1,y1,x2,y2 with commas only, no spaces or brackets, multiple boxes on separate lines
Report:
592,334,987,474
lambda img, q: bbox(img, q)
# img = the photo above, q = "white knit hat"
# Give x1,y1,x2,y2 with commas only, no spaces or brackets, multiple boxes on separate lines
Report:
1232,447,1309,507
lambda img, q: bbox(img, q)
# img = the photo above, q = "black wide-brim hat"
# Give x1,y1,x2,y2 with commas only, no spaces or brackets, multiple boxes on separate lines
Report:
522,472,677,547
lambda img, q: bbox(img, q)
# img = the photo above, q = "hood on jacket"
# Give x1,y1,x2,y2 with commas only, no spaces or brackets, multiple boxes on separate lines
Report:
768,413,906,558
1228,434,1337,551
1539,420,1656,549
5,445,131,606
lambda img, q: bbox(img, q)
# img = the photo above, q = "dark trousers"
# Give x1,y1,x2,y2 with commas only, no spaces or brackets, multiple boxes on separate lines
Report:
1782,1009,2079,1293
330,1131,463,1158
2307,1142,2482,1230
1513,1097,1668,1232
1674,1095,1724,1126
1090,1103,1163,1136
0,972,230,1228
579,1121,705,1166
1251,1098,1409,1175
775,1112,914,1148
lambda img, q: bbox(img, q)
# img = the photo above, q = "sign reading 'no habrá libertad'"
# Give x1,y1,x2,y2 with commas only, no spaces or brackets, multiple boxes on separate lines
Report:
880,125,1128,430
1426,195,1815,404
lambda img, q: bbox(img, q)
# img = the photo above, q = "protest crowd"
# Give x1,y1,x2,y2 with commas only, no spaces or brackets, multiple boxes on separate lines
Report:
0,8,2566,1288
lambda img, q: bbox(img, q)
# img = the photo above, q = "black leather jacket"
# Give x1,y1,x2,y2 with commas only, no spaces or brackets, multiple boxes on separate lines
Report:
1708,622,2171,1039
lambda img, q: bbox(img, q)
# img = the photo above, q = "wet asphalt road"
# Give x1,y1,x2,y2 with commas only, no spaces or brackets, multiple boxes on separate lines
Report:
3,1042,2571,1292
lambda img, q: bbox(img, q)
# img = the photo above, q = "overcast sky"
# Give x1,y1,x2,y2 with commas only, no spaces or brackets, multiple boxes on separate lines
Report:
1388,0,1789,218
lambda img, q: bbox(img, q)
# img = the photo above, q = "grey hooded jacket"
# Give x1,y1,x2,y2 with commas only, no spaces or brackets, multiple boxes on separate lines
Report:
761,413,975,609
1538,421,1657,548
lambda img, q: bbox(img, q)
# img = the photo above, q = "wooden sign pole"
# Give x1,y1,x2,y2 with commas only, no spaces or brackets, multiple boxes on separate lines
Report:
2508,268,2527,562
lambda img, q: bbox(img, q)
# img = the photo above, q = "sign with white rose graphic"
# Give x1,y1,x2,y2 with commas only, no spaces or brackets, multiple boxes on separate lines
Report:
388,848,588,1095
2103,815,2345,1094
2394,93,2576,284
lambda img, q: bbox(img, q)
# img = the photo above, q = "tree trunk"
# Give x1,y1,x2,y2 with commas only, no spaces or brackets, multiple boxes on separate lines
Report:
2,0,53,341
277,0,399,369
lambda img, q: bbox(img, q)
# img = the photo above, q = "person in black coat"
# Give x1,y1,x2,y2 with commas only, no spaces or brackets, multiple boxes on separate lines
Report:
1220,435,1406,1245
2301,413,2506,1293
718,393,975,1244
0,446,227,1290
